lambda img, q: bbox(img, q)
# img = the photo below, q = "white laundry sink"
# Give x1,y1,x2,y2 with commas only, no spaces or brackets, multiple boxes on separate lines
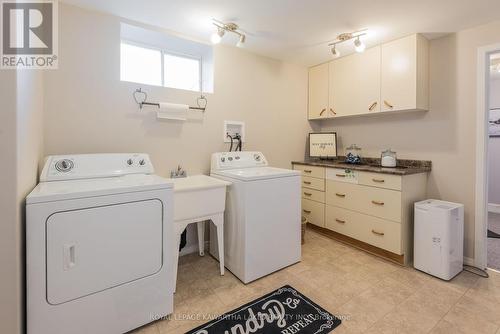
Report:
170,175,230,221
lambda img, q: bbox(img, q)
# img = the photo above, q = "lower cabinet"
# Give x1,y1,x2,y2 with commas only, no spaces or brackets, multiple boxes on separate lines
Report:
325,205,402,254
294,163,428,265
302,199,325,228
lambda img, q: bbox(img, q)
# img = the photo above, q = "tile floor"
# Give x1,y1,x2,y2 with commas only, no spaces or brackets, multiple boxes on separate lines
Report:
488,212,500,271
131,228,500,334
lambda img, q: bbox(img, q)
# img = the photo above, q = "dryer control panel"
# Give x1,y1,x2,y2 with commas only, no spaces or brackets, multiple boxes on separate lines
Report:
40,153,154,182
211,151,268,172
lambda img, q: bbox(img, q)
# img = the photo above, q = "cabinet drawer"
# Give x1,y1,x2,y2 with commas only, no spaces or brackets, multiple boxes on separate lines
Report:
294,165,325,179
363,216,402,254
301,199,325,228
325,205,402,254
358,172,401,191
302,188,325,203
326,168,359,183
326,181,402,222
325,205,360,240
302,176,325,191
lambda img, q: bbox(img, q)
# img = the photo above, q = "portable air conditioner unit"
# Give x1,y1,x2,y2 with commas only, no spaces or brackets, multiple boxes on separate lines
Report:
414,199,464,280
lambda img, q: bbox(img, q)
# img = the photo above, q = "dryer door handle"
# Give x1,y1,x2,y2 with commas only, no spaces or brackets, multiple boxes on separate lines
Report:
63,244,76,271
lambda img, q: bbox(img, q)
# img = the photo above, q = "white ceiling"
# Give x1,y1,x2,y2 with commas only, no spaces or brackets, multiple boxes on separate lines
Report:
61,0,500,66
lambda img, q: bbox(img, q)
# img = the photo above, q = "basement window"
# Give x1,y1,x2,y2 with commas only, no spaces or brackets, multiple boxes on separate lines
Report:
120,23,213,93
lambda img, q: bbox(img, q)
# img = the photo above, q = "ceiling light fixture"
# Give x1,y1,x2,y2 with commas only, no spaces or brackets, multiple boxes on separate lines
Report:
331,45,340,58
211,27,225,44
211,19,247,47
354,37,366,53
328,29,368,58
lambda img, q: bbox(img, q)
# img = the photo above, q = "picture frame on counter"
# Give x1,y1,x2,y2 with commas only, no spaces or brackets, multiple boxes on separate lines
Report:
309,132,337,159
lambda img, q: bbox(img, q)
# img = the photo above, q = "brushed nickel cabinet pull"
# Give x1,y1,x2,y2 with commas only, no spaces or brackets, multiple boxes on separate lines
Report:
304,170,312,173
304,192,312,196
330,108,337,115
303,209,311,214
335,219,346,224
303,181,312,185
384,100,394,109
320,108,326,116
368,101,378,111
372,178,385,183
371,229,385,236
335,174,346,177
335,193,346,198
372,200,385,206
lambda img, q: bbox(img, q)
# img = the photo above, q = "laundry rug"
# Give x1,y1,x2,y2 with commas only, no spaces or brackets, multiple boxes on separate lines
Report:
186,285,341,334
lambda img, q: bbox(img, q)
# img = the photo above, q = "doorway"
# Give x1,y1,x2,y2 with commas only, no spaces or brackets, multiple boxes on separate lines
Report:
487,53,500,271
475,45,500,271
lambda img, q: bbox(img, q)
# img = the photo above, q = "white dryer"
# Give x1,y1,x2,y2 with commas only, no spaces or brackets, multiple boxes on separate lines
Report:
210,151,301,283
26,154,174,334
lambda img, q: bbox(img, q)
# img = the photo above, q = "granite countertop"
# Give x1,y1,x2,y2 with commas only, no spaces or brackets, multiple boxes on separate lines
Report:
292,157,431,175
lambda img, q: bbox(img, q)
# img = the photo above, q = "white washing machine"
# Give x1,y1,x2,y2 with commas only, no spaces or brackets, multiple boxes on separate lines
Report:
210,151,301,283
26,154,174,334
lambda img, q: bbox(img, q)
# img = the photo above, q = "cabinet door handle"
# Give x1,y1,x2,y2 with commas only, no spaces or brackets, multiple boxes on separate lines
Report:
372,178,385,183
335,174,346,178
384,100,394,109
371,229,385,236
335,193,346,198
303,192,312,196
371,200,385,206
330,108,337,115
320,108,326,116
335,218,346,224
304,170,312,173
303,181,312,185
368,101,378,111
303,209,311,214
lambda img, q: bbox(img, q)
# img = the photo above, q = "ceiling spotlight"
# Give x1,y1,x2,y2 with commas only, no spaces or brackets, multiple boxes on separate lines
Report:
236,34,246,48
354,37,365,53
211,27,225,44
328,29,368,58
211,19,247,47
331,46,340,58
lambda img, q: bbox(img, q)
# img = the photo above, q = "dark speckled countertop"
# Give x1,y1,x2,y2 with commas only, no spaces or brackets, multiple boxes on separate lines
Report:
292,157,431,175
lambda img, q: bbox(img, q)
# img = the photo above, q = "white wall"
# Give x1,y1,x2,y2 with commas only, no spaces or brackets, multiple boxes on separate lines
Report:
0,70,44,334
43,4,312,253
320,21,500,259
489,78,500,205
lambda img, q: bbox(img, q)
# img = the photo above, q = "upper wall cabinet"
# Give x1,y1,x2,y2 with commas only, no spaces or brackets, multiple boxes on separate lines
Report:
307,34,429,120
381,34,429,113
331,46,381,117
308,62,331,120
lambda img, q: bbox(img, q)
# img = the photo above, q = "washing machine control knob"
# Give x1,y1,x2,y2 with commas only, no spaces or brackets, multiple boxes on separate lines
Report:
139,159,145,166
55,159,74,172
127,159,133,166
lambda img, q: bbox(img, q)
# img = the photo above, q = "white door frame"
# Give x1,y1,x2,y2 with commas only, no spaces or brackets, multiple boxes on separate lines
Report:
475,43,500,269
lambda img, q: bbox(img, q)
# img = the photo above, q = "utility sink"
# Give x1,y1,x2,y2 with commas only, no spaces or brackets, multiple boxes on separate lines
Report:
170,175,231,221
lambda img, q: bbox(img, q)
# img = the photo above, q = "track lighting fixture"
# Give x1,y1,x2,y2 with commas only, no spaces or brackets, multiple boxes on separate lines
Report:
211,27,225,44
354,37,366,53
328,29,368,58
331,45,340,58
211,19,247,47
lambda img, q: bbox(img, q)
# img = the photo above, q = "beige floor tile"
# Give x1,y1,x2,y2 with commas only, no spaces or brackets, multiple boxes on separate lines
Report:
158,228,500,334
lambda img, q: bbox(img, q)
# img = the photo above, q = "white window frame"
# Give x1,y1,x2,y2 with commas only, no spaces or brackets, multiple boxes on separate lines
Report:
121,39,203,92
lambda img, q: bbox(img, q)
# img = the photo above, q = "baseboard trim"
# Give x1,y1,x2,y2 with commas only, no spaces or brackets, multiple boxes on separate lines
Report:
488,203,500,213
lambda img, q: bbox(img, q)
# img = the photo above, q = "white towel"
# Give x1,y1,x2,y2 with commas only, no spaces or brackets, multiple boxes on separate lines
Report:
157,102,188,121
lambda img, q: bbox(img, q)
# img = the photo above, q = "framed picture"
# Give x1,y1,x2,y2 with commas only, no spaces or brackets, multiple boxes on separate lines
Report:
490,108,500,137
309,132,337,159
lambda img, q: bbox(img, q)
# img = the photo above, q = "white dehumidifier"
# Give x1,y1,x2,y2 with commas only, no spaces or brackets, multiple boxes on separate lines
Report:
414,199,464,280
